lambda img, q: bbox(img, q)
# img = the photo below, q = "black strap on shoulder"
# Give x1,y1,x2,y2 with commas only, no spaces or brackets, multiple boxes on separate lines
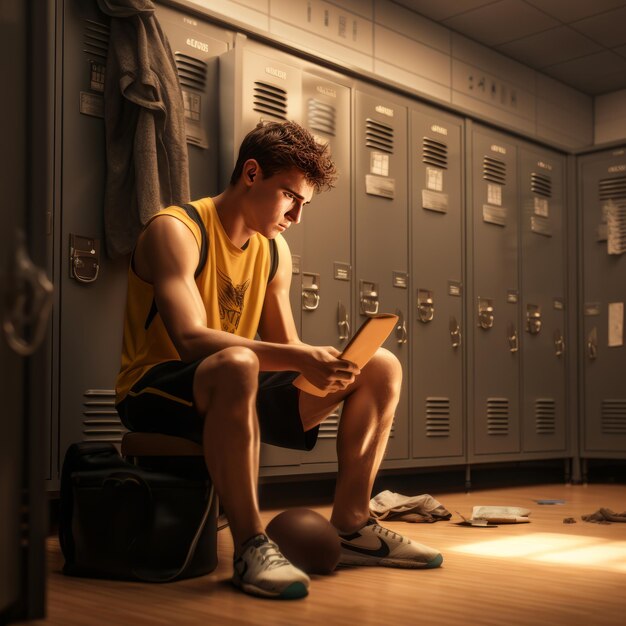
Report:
268,238,278,283
144,204,208,330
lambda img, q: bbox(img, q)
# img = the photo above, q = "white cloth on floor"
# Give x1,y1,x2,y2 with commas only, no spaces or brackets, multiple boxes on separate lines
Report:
472,506,531,523
369,491,451,523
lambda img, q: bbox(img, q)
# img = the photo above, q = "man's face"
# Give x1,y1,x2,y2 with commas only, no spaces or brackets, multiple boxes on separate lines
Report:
243,162,314,239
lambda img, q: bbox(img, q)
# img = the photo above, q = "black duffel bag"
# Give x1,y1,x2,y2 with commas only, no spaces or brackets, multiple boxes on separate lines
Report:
59,442,218,582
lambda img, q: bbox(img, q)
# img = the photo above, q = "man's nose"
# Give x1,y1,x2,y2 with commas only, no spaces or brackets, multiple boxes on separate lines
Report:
287,204,303,224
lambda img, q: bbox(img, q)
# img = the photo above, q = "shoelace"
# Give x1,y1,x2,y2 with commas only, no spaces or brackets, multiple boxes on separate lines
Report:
371,523,408,544
255,541,292,570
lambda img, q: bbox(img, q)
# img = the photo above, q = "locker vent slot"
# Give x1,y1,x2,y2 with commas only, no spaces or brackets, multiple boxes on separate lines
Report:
599,176,626,201
531,173,552,198
422,138,448,169
82,389,126,443
483,157,506,185
535,398,556,435
487,398,509,435
601,399,626,434
366,119,394,154
174,53,207,91
307,99,336,136
426,397,451,437
83,20,109,60
253,81,288,120
318,411,339,439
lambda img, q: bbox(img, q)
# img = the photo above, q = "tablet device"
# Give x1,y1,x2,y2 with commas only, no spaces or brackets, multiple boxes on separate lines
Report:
293,313,399,397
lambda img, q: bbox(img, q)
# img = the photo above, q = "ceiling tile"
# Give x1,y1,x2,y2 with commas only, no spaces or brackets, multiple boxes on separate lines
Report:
391,0,495,22
522,0,626,23
571,7,626,47
553,70,626,95
443,0,560,46
497,26,603,68
544,50,626,85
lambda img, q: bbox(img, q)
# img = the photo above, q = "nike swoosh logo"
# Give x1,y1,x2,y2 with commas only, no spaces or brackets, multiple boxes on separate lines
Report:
340,537,390,558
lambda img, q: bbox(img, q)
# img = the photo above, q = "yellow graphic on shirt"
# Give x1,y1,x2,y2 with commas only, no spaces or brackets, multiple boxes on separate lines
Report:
217,267,250,333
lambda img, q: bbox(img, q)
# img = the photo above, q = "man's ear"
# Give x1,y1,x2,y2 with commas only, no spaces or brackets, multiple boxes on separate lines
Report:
243,159,260,185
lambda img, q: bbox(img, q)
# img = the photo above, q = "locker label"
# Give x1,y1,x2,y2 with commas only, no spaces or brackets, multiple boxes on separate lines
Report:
426,167,443,192
584,302,601,316
291,255,301,275
553,298,564,310
365,174,395,199
531,216,552,237
393,272,408,289
79,92,104,118
534,197,549,217
482,205,507,226
487,184,502,206
370,153,389,176
333,262,351,281
421,190,448,213
448,281,462,297
507,290,518,304
608,302,624,347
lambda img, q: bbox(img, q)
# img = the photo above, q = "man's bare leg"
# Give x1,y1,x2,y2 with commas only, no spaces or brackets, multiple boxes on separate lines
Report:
192,346,264,551
298,347,402,533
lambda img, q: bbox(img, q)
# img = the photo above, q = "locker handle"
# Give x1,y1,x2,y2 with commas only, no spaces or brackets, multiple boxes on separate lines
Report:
478,298,494,330
554,330,565,357
587,328,597,361
337,301,350,341
450,317,461,348
526,304,542,335
395,309,407,345
360,280,379,316
508,325,519,353
302,272,320,311
2,230,53,356
417,289,434,323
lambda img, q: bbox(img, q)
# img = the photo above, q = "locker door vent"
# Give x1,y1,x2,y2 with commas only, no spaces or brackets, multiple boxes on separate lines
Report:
483,157,506,185
599,176,626,201
82,389,126,443
425,397,451,437
174,53,207,92
318,411,339,440
487,398,509,435
83,19,109,60
366,119,394,154
307,99,336,136
601,399,626,434
253,81,288,120
535,398,556,435
422,138,448,169
531,173,552,198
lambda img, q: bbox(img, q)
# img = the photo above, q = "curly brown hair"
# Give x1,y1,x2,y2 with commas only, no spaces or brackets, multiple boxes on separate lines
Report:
230,121,337,193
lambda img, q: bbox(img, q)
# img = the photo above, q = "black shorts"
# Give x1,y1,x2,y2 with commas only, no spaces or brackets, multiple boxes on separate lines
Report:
116,360,319,451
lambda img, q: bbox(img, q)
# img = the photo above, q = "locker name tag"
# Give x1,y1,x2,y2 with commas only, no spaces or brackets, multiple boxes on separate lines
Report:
531,216,552,237
422,189,449,213
333,262,351,281
507,290,518,304
448,281,462,297
584,302,601,316
392,271,408,289
483,205,507,226
534,197,549,217
366,174,395,199
79,92,104,118
553,298,564,310
291,255,301,275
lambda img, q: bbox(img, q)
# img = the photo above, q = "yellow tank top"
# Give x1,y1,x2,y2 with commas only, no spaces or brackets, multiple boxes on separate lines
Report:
115,197,277,403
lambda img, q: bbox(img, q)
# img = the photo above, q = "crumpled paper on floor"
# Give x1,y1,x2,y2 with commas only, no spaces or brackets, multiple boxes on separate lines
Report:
471,506,531,523
369,491,451,523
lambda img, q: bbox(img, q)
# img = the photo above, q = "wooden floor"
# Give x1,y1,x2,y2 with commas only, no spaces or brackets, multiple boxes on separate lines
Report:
30,483,626,626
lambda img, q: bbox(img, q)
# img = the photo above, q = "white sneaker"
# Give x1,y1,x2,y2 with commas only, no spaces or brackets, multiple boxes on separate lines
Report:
338,519,443,569
232,534,310,599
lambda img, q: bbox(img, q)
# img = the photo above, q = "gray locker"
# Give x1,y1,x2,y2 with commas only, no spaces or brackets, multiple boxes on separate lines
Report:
299,69,352,465
354,85,409,461
409,105,464,462
469,126,520,458
579,149,626,456
519,144,567,454
53,0,231,486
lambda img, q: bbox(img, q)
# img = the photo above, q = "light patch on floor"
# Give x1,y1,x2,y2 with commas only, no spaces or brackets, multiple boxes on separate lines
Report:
451,532,626,571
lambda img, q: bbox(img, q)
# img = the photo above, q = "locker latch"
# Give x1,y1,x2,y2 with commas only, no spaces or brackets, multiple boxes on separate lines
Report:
508,324,519,353
526,304,542,335
587,327,598,361
417,289,434,323
554,330,565,357
359,280,379,316
302,272,320,311
69,234,100,284
478,297,494,329
337,301,350,341
450,316,461,348
395,308,407,345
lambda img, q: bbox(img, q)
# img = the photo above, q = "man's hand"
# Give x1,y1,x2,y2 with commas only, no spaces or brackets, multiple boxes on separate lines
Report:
294,344,360,394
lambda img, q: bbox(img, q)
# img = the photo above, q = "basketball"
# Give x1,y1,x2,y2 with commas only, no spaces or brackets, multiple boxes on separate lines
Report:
266,508,341,575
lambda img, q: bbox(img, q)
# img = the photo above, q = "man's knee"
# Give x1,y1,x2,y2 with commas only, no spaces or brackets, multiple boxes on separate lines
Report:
195,346,259,398
364,348,403,393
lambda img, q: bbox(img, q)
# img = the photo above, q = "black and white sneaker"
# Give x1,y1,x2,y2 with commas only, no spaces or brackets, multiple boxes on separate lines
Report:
338,519,443,569
232,534,310,599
